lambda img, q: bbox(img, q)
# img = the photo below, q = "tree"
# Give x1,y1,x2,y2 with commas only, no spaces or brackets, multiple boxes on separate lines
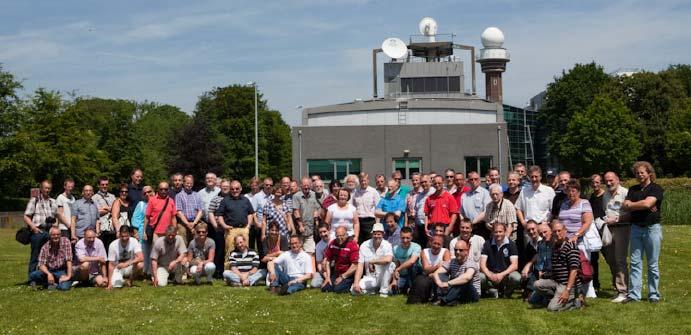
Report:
539,62,612,160
133,102,191,183
558,95,642,177
192,85,292,184
168,116,224,189
665,101,691,176
0,65,33,197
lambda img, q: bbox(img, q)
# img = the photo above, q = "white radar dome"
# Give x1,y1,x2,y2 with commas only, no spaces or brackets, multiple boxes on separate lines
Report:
481,27,505,48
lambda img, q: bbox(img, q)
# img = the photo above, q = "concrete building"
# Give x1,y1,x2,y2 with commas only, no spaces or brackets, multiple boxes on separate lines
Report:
292,22,512,183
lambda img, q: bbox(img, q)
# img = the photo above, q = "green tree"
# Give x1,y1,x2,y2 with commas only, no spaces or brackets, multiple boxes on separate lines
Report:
191,85,291,184
539,62,612,160
133,102,191,183
558,95,642,176
665,101,691,176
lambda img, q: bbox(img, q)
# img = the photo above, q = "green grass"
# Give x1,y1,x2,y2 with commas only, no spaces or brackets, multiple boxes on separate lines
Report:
1,227,690,335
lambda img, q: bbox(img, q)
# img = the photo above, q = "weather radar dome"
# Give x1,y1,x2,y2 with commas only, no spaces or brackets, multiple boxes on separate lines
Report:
481,27,504,48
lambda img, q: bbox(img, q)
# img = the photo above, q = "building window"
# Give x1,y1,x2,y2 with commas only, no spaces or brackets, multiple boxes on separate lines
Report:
393,158,422,180
400,76,461,93
307,159,361,183
464,156,492,178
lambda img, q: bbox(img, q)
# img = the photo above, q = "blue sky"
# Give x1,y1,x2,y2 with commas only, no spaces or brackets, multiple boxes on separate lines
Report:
2,0,690,125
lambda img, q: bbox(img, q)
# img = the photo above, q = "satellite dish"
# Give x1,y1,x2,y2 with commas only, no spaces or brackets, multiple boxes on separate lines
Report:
418,17,438,36
382,37,408,59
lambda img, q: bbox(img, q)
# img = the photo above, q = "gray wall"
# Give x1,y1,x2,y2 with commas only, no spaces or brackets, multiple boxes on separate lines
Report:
291,123,510,182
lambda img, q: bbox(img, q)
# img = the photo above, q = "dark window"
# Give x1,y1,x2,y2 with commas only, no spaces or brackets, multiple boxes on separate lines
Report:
400,76,461,93
449,76,461,92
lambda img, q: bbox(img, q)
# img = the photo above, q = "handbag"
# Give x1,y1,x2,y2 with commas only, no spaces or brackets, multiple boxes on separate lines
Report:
600,224,613,247
15,227,32,245
146,197,169,240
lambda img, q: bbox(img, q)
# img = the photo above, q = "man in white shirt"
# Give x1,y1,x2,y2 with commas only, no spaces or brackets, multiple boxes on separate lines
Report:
268,235,313,295
56,178,76,238
461,171,491,222
515,165,556,229
351,172,381,244
107,226,144,289
352,223,395,297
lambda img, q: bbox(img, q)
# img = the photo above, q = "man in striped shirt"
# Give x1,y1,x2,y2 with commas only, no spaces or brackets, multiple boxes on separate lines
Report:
532,222,581,311
223,235,265,286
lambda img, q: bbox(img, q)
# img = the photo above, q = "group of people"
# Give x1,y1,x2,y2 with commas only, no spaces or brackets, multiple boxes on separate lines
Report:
23,161,664,311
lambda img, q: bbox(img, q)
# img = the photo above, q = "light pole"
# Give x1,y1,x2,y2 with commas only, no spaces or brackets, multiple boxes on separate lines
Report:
296,105,304,178
247,81,258,178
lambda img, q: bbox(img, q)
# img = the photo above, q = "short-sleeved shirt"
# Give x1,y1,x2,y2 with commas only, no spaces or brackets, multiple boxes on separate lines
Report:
408,188,434,226
358,239,393,264
274,250,312,278
535,240,552,272
327,203,357,239
188,238,215,261
483,199,518,235
207,192,227,221
293,191,322,237
376,190,407,227
229,249,260,272
558,199,592,238
315,239,329,264
589,192,606,219
24,195,58,228
56,193,75,231
71,198,99,238
324,239,359,276
393,242,422,275
384,226,401,247
197,186,220,216
603,185,628,222
215,196,254,228
503,189,521,205
38,237,72,271
262,236,289,256
552,241,581,286
263,200,291,237
150,235,187,267
461,187,491,221
444,256,481,294
449,235,485,264
515,184,556,223
145,196,177,234
74,238,107,274
108,237,142,263
481,238,518,273
351,186,380,219
93,191,116,217
175,190,203,221
626,183,664,226
424,191,459,225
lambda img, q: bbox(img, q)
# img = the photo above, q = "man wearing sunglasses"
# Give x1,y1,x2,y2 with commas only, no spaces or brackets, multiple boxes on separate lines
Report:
144,182,177,241
432,239,480,305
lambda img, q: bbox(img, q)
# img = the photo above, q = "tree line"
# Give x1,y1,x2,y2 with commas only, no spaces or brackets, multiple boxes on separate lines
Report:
0,65,291,206
539,63,691,178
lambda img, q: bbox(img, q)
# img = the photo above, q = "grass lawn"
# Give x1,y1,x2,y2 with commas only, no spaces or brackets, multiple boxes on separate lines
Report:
0,227,689,335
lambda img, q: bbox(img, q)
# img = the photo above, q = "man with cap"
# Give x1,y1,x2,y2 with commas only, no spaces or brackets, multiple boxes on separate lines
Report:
352,222,395,297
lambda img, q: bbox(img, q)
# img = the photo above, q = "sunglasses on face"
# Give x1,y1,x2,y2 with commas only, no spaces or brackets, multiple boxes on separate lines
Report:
159,188,169,191
120,190,128,193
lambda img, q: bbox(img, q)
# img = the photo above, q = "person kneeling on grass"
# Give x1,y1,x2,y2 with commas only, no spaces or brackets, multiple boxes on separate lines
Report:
532,222,582,311
321,226,359,293
29,227,73,291
351,223,395,297
73,228,108,288
150,225,187,287
108,225,144,289
186,223,216,285
479,222,521,298
431,239,481,306
267,235,312,295
223,235,265,286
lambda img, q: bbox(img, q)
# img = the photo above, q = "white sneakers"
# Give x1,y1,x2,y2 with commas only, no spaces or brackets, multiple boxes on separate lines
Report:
611,295,627,303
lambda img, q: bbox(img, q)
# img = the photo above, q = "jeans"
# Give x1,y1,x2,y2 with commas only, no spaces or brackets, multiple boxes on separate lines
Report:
321,274,354,293
440,282,479,305
270,267,306,294
29,269,72,291
629,223,662,301
393,269,417,295
28,231,48,278
189,263,217,284
223,269,266,286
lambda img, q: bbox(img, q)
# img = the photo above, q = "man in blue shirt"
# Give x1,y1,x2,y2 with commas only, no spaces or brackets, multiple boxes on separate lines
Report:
375,179,407,227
